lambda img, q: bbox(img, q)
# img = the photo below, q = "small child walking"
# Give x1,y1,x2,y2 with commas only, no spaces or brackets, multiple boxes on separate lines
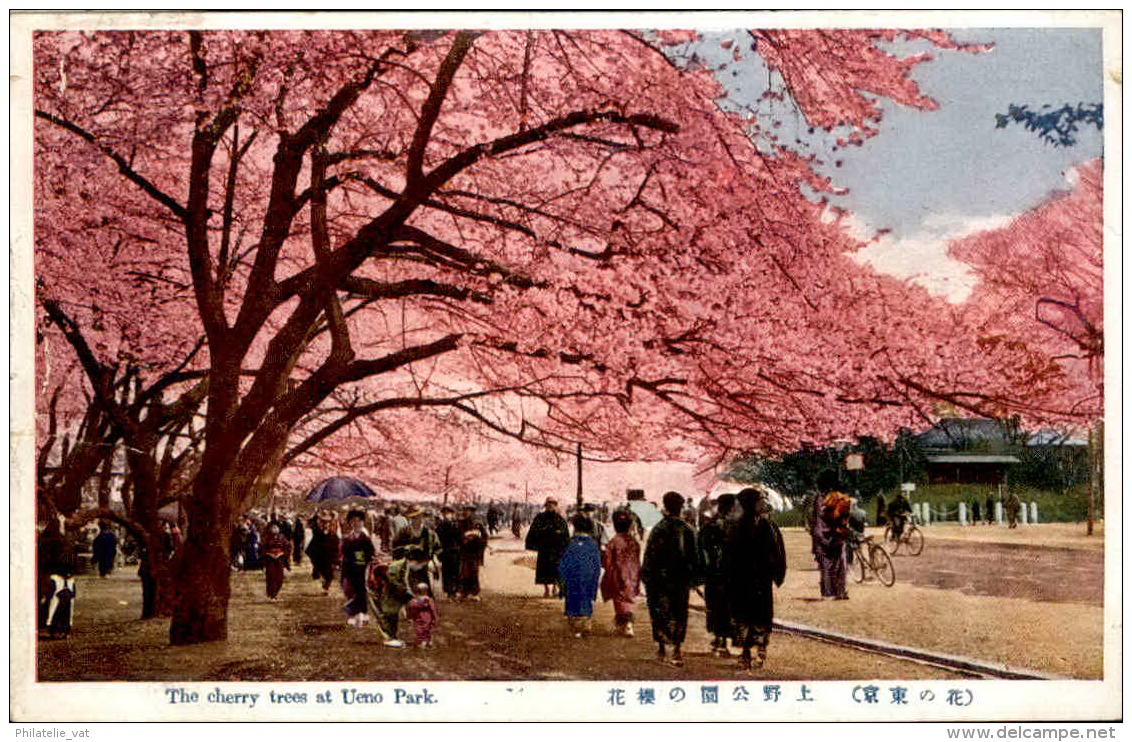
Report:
558,514,602,638
405,582,439,649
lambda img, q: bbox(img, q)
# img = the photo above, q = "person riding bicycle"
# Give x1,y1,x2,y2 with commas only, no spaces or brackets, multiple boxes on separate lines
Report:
846,498,868,561
887,491,913,540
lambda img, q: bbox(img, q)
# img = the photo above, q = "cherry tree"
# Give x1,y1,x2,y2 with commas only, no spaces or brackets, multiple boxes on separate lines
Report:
34,27,985,643
949,158,1103,420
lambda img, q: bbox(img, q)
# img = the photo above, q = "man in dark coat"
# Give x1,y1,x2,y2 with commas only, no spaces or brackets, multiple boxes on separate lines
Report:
291,514,305,564
91,521,118,578
725,488,786,671
525,497,570,597
486,502,502,535
434,505,463,598
697,493,736,656
641,491,700,667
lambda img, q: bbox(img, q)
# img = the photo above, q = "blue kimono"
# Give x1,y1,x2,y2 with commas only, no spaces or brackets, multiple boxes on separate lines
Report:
558,534,601,617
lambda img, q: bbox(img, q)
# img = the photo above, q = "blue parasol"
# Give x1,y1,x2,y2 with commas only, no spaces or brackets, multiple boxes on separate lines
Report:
305,476,378,503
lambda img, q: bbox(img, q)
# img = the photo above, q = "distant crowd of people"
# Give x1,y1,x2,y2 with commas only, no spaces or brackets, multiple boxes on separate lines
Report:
228,502,492,649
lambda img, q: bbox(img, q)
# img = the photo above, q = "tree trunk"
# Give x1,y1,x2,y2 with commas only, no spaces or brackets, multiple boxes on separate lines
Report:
138,531,177,619
168,467,234,645
138,554,158,619
1087,419,1103,536
169,517,231,644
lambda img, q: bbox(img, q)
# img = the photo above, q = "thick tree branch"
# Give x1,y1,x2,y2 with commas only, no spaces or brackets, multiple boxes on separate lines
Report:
35,109,188,221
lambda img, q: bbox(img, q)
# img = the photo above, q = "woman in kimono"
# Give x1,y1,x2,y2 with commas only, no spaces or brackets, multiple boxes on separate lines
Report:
816,470,851,600
600,509,640,637
558,514,602,638
456,505,489,600
697,493,736,655
261,522,291,600
306,511,340,594
725,488,787,671
340,509,376,626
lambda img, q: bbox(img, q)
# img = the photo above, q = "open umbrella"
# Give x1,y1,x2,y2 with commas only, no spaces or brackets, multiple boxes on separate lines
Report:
305,476,378,503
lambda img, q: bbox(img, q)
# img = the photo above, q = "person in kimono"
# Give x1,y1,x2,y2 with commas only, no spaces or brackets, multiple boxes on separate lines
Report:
697,493,736,656
405,581,440,649
306,511,340,594
38,519,77,638
524,497,570,597
456,505,489,600
724,488,787,671
816,470,851,600
640,491,701,667
558,514,602,638
340,509,376,626
600,509,641,637
261,522,292,601
374,547,428,648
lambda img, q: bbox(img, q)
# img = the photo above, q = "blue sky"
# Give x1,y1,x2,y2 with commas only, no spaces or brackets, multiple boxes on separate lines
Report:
685,27,1104,300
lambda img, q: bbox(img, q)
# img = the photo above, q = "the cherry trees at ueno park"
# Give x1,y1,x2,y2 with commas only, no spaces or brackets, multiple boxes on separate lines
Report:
35,28,1033,644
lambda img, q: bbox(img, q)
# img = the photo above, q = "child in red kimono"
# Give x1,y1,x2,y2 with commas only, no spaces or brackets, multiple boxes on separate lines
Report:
405,582,439,649
600,509,641,637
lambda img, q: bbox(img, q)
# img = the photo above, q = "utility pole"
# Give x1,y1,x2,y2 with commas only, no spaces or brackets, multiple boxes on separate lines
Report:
576,442,583,510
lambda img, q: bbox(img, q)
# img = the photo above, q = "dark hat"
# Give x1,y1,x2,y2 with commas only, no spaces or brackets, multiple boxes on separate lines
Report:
544,497,558,506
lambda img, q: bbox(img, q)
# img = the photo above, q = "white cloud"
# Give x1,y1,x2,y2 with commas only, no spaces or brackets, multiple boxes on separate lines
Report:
847,213,1015,303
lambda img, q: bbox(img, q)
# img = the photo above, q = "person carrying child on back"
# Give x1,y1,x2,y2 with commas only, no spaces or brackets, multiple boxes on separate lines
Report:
374,546,429,648
405,582,439,649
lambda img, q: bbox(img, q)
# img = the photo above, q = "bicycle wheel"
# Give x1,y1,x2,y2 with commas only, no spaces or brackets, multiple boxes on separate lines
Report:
905,526,924,556
883,525,900,555
852,546,867,582
869,544,896,587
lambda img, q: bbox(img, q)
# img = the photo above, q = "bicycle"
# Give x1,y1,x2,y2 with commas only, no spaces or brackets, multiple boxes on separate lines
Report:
884,515,924,556
851,534,895,587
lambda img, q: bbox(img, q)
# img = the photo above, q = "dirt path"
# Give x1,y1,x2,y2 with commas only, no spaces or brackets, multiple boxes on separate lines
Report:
35,525,1105,682
35,553,950,682
889,539,1102,605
